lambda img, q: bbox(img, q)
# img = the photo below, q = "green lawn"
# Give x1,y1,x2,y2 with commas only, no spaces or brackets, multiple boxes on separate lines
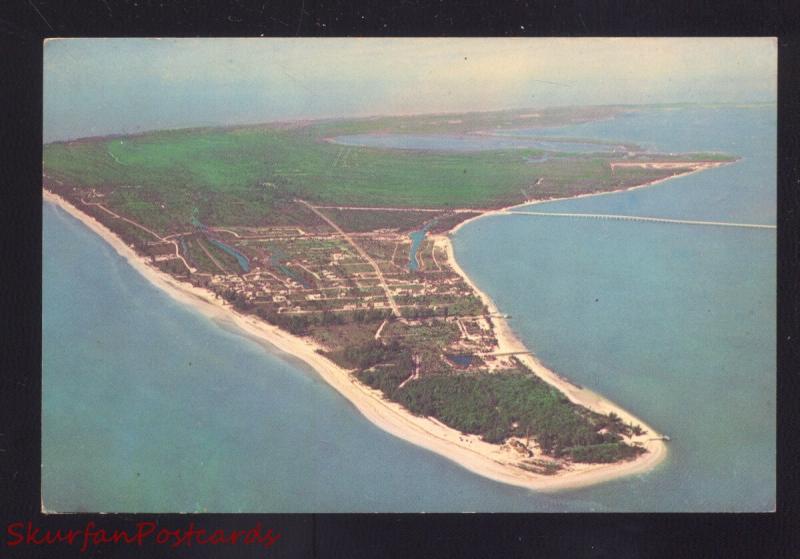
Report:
45,126,560,210
43,108,736,232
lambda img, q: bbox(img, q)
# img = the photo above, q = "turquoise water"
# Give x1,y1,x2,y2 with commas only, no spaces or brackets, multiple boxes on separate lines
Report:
407,220,436,271
43,202,603,512
454,106,775,511
43,105,774,511
514,106,776,224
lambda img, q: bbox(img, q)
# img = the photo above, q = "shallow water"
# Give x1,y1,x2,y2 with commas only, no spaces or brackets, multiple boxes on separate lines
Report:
43,105,775,511
453,106,775,511
43,202,598,512
514,106,776,225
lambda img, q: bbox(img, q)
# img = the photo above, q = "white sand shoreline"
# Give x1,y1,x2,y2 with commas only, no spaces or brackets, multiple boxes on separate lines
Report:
44,187,671,493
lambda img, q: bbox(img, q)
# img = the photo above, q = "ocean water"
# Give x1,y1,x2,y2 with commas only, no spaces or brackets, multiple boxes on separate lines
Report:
513,106,776,224
43,203,596,513
454,106,776,511
43,105,775,511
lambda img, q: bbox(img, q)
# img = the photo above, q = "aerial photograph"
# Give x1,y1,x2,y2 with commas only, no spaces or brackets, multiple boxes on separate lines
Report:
42,38,775,512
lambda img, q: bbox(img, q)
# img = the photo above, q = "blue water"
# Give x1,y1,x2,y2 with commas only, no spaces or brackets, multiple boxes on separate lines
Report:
515,106,776,225
454,106,775,511
332,133,621,154
266,245,310,288
43,105,775,512
407,220,436,271
207,237,250,273
43,202,603,512
446,354,474,368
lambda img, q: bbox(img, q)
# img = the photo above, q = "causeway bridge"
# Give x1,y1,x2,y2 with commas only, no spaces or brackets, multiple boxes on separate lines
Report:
503,210,776,230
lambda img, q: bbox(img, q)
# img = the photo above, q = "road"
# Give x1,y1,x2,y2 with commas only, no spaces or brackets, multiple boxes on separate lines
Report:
296,200,403,318
80,198,196,272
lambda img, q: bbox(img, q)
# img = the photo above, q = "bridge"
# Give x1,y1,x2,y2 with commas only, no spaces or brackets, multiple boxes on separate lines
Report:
503,211,776,230
476,351,533,357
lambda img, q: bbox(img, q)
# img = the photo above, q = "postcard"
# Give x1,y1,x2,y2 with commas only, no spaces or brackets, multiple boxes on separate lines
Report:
42,38,776,513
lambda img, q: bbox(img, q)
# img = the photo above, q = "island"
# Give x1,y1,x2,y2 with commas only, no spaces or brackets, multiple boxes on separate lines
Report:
43,105,736,491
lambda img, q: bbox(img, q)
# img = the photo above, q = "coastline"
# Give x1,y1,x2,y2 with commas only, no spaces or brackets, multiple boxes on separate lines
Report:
438,234,668,486
449,161,729,235
44,187,670,492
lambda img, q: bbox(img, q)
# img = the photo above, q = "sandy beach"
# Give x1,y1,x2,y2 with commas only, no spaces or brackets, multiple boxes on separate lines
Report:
44,187,671,492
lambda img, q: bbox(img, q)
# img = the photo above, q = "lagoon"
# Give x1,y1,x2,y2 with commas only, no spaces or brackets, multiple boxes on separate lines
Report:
407,220,436,271
207,237,250,273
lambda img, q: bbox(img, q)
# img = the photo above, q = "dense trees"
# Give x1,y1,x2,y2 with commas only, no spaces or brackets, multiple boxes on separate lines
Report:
256,308,317,335
355,362,414,395
335,340,407,370
255,307,392,336
358,368,643,463
566,442,644,463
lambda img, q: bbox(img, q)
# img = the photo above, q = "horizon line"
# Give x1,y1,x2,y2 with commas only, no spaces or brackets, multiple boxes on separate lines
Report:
43,100,776,145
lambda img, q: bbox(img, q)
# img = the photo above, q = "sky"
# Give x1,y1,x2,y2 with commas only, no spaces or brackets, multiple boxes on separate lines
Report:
44,38,776,142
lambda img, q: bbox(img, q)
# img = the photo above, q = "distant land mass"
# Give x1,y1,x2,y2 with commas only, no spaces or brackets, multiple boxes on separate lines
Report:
43,105,737,489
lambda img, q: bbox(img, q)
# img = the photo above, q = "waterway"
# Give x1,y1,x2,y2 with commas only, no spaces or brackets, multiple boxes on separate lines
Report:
407,220,436,271
43,105,774,511
207,237,250,273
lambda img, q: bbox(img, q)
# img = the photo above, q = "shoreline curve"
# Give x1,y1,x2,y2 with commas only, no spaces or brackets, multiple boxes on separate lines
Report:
43,187,670,493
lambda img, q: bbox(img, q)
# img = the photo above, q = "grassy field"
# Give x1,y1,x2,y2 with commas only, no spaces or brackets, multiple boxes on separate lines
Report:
46,127,560,213
43,106,733,234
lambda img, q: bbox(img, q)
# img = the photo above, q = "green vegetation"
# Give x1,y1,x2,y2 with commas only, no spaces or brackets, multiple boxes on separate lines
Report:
202,237,244,273
321,208,439,233
153,258,189,276
46,127,565,218
355,362,416,396
182,236,219,273
356,365,643,463
566,442,645,463
383,320,462,372
44,105,704,469
518,459,562,475
43,106,735,238
396,294,486,317
309,320,385,350
256,307,392,337
333,340,408,370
